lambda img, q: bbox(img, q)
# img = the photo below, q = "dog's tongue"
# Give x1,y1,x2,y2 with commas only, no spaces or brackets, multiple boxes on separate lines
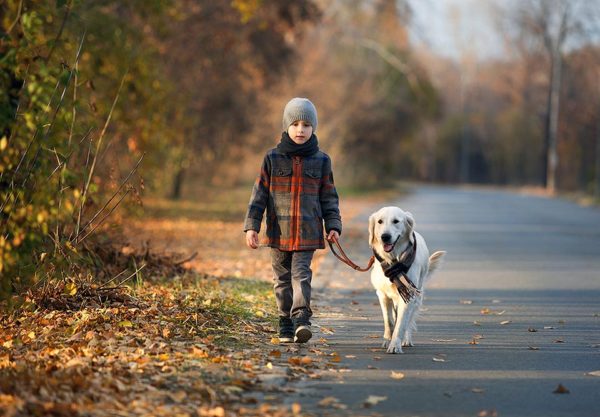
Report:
384,243,394,253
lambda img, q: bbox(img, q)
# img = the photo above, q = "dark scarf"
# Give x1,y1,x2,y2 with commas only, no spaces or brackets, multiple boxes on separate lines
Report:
373,233,421,303
277,132,319,157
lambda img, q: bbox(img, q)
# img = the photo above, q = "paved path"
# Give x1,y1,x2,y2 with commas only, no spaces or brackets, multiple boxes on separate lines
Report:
285,186,600,417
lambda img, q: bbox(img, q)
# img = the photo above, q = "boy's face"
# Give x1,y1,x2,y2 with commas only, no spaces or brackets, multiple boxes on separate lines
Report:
287,120,313,145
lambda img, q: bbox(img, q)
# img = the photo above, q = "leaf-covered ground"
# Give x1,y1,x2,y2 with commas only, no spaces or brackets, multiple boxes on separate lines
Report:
0,186,393,417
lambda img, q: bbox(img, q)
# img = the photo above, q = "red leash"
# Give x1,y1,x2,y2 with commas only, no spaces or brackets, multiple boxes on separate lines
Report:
327,236,374,272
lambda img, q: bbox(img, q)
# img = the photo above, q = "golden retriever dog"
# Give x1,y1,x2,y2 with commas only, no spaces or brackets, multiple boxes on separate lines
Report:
369,206,446,354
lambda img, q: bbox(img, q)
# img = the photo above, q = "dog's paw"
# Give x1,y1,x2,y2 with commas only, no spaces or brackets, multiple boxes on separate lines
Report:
381,339,390,349
386,341,404,354
402,340,413,347
386,345,404,354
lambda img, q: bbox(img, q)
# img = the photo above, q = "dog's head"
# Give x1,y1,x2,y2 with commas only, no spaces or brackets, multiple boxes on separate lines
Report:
369,206,415,256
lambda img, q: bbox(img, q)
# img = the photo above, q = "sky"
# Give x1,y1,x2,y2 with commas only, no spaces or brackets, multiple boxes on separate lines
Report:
407,0,507,61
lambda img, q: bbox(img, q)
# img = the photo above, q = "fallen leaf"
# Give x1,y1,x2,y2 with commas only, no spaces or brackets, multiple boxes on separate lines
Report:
291,403,302,414
301,356,313,365
496,310,506,315
433,339,457,342
553,383,570,394
469,338,479,345
198,406,225,417
460,299,473,304
363,395,387,407
586,370,600,377
471,388,485,394
500,320,511,325
329,354,341,363
288,356,302,366
64,282,77,296
528,327,538,332
544,326,555,330
119,320,133,328
345,355,356,359
528,346,540,350
473,321,482,326
318,396,346,409
269,349,281,358
554,339,565,343
390,371,405,380
433,357,446,362
478,410,498,417
480,308,491,315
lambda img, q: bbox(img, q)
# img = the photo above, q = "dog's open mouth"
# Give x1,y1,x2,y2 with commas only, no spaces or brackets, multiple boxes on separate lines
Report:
383,243,395,253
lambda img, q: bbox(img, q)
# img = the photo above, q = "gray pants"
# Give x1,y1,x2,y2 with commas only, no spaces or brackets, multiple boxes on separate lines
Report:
270,248,315,321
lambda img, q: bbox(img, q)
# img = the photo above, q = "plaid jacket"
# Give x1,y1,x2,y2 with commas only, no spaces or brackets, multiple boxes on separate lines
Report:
244,148,342,251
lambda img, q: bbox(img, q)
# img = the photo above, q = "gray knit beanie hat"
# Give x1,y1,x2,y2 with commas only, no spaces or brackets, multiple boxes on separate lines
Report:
282,98,318,132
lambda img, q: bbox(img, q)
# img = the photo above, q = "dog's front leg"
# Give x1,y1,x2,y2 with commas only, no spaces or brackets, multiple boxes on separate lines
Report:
376,291,394,348
387,301,409,354
402,299,420,347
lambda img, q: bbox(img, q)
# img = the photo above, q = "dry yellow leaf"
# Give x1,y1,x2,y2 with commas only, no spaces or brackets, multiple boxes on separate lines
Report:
64,282,77,296
390,371,405,379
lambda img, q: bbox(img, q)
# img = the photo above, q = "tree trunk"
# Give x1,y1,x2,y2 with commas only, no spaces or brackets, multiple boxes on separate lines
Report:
170,168,185,200
545,49,562,194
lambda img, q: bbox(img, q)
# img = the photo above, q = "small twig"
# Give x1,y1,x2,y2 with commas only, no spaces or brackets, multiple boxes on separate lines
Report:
76,188,131,244
45,0,73,64
76,72,128,237
174,251,198,266
114,263,147,288
98,267,130,289
6,0,24,34
74,153,144,243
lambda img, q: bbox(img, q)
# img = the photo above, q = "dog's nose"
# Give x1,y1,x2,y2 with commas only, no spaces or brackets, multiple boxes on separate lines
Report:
381,233,392,243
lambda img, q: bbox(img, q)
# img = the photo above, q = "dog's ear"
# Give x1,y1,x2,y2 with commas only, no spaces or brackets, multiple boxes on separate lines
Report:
368,214,376,248
404,211,415,232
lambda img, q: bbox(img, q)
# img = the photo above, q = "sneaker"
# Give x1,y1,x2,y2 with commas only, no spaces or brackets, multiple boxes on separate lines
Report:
278,317,294,343
294,321,312,343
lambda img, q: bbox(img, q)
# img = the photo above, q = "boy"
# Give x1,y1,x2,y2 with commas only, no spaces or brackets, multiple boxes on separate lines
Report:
244,97,342,343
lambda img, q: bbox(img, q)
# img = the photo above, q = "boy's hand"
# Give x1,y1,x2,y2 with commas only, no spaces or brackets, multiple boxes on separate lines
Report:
326,230,340,242
246,230,259,249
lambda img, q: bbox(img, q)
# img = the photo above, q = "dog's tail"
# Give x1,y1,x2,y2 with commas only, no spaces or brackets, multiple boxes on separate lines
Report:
427,251,446,276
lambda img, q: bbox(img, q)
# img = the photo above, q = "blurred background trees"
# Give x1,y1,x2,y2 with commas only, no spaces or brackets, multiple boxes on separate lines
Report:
2,0,600,291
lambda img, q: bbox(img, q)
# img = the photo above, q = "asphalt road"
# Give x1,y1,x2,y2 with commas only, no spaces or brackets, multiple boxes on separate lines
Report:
286,185,600,417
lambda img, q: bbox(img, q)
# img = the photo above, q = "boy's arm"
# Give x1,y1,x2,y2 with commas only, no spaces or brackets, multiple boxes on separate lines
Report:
319,156,342,235
243,155,271,233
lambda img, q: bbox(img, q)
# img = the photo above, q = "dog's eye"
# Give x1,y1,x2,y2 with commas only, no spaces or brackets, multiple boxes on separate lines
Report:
377,219,383,224
392,219,399,224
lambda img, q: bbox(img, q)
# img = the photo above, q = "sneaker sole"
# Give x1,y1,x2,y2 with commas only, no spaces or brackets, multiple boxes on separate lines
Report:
294,326,312,343
279,336,294,343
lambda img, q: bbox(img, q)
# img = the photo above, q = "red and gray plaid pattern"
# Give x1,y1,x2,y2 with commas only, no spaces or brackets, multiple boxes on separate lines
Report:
244,149,342,251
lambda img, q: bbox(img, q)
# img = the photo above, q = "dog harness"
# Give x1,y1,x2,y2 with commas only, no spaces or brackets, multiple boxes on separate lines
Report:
373,232,421,303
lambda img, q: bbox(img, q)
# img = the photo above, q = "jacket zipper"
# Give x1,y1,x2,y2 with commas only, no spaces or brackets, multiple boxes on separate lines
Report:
291,156,302,250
